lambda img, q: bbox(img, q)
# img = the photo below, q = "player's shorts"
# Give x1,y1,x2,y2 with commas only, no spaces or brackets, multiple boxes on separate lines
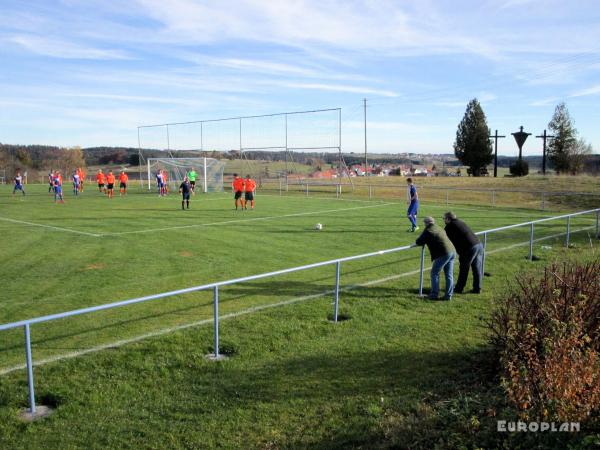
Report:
73,182,79,188
107,183,114,190
120,182,127,188
54,186,62,194
244,191,254,201
407,200,419,216
182,192,190,200
234,190,243,199
158,182,164,188
98,183,104,188
14,185,24,191
190,180,196,186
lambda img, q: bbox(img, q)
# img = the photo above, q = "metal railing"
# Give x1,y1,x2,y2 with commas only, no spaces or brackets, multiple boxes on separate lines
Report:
1,208,599,414
267,179,600,210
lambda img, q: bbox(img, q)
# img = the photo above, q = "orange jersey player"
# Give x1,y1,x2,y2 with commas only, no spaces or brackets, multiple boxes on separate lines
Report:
106,171,116,198
162,170,169,194
232,174,245,210
77,168,86,192
97,170,106,192
243,175,256,210
119,171,128,196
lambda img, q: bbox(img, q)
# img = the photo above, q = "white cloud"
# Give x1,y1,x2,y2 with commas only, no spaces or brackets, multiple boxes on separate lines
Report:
569,84,600,98
8,35,131,60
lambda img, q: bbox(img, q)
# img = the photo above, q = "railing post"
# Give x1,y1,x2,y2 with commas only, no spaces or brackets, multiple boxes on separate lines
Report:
596,210,599,239
24,323,36,414
492,190,496,207
418,246,425,297
541,192,545,211
333,261,341,322
279,177,282,196
368,185,372,200
445,190,449,206
213,286,219,358
482,233,487,280
305,183,309,197
529,223,534,261
566,216,571,247
336,184,340,198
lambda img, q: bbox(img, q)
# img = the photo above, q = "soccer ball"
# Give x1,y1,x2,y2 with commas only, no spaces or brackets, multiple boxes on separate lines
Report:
315,223,323,230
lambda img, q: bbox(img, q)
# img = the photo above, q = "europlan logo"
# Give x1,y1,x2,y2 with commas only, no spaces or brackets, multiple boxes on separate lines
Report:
497,420,580,433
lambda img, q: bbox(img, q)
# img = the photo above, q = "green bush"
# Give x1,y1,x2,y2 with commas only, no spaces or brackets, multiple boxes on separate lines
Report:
509,159,529,176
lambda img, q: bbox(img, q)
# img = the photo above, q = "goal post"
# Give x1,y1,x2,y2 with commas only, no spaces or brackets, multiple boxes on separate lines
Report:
146,157,224,193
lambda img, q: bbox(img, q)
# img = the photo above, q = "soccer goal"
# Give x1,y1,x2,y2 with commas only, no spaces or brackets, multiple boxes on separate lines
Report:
147,157,225,192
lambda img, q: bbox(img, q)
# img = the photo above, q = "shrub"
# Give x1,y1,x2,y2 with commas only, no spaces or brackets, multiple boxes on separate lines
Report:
509,159,529,176
488,261,600,422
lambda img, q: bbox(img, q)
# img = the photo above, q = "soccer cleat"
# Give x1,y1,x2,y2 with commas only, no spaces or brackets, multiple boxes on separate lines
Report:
414,226,420,232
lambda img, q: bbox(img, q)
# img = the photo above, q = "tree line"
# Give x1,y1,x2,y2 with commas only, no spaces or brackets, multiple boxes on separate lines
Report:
454,100,594,176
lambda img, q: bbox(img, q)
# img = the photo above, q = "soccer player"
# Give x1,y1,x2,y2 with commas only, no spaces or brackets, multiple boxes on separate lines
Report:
179,176,192,210
72,170,80,196
406,177,419,232
53,171,64,203
13,170,25,196
243,174,256,210
187,167,197,194
106,171,116,199
232,173,245,210
48,171,54,193
156,170,164,196
77,167,86,192
97,170,106,193
162,170,169,195
119,171,128,196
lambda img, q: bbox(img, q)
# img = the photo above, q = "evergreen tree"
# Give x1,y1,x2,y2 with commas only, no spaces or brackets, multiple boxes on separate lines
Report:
547,102,577,174
453,99,493,176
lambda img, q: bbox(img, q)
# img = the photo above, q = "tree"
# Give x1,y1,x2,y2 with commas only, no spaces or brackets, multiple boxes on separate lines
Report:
453,99,493,176
569,139,592,175
547,102,577,174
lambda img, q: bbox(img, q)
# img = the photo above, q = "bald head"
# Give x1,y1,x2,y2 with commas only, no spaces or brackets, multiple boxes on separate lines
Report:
424,216,435,225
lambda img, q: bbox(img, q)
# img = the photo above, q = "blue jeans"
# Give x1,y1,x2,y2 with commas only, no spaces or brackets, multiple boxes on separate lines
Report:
430,252,455,299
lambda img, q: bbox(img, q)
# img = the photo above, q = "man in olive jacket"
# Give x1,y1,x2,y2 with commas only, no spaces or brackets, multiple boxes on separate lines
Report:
415,216,456,300
443,211,483,294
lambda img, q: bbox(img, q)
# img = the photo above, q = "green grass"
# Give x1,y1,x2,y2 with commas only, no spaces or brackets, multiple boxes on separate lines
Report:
0,183,598,449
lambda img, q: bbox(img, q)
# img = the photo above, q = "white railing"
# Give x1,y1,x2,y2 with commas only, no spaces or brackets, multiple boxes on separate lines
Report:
1,208,599,415
269,179,600,210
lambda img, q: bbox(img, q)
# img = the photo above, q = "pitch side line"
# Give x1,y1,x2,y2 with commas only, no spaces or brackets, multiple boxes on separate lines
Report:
102,202,396,236
0,216,101,237
1,226,594,375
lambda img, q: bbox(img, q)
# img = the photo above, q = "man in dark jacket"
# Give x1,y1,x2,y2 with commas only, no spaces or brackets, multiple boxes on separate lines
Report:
443,212,483,294
415,216,456,300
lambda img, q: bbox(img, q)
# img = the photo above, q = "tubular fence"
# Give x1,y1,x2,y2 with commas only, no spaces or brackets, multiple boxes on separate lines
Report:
259,178,600,211
1,208,599,415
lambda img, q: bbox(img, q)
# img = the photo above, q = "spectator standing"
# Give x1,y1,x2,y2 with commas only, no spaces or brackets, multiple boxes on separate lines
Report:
415,216,456,300
443,212,483,294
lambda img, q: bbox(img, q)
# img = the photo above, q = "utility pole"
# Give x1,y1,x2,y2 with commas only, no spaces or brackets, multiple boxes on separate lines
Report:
363,98,368,177
489,129,506,178
535,129,555,175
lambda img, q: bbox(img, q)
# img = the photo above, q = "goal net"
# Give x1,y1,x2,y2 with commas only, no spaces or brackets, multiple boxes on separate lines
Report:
147,157,225,192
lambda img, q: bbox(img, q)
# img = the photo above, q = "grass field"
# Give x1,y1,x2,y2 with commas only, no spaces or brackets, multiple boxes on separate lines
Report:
0,183,599,449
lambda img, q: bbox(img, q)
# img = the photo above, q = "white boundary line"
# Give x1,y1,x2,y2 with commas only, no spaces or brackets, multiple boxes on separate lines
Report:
0,216,101,237
1,225,594,375
102,202,396,236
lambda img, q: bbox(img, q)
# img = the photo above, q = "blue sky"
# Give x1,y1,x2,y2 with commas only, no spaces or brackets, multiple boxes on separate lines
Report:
1,0,599,156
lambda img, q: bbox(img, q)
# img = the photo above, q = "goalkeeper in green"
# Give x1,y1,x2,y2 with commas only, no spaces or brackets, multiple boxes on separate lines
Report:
187,168,198,194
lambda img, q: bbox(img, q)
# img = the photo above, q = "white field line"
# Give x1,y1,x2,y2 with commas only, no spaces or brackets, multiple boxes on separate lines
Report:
101,202,396,236
0,216,101,237
1,225,595,375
